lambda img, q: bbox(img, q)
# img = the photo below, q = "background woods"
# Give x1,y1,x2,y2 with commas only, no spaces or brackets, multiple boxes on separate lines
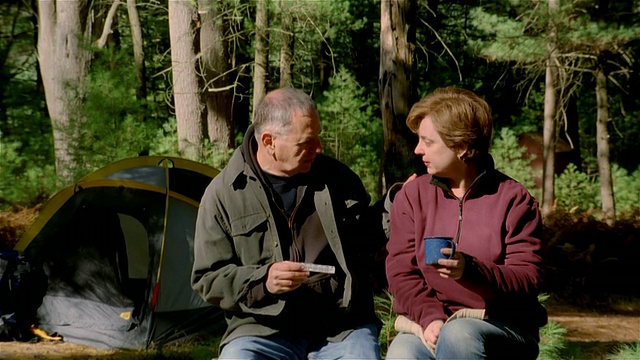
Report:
1,0,639,276
0,2,639,358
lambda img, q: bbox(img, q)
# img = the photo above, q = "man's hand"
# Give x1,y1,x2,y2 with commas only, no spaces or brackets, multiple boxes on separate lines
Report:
424,320,444,349
436,249,465,280
265,261,310,294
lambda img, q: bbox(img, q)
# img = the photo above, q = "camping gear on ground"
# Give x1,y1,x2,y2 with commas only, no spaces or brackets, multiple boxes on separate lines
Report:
13,156,225,349
0,250,47,341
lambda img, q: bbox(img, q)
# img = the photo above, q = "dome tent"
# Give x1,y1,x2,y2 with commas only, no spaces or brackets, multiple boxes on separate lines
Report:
14,156,225,349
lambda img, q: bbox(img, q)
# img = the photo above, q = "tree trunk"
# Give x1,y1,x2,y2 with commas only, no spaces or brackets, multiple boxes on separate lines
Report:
379,0,416,191
542,0,559,216
199,0,234,149
127,0,146,100
595,65,615,225
38,0,92,182
562,94,582,171
169,0,205,160
253,0,269,117
279,0,294,88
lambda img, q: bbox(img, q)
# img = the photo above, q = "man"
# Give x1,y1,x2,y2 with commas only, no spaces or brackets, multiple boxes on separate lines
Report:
191,87,384,359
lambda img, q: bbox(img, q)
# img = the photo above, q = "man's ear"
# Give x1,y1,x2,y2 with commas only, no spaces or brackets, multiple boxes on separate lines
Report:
261,132,275,155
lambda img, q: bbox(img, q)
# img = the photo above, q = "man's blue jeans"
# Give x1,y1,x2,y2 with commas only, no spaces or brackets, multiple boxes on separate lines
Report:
386,318,539,359
218,324,380,360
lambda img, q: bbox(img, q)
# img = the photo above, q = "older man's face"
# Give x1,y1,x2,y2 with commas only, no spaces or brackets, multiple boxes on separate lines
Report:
272,108,322,176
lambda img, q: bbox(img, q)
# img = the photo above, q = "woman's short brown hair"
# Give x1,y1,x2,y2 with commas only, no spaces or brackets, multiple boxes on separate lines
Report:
406,86,492,160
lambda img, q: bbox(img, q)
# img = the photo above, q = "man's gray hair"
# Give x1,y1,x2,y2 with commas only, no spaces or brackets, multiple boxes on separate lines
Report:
253,88,318,137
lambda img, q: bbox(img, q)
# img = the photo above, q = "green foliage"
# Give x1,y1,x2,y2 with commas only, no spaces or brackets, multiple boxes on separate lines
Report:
554,162,639,216
148,118,234,171
491,127,538,194
73,49,161,177
537,321,567,360
316,67,382,200
201,141,235,172
612,165,640,215
607,341,640,360
374,291,397,358
468,6,547,63
0,138,58,210
554,163,599,211
149,118,180,157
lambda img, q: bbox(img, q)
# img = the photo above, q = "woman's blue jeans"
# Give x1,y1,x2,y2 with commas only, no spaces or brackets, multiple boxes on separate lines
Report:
218,323,380,360
386,318,539,359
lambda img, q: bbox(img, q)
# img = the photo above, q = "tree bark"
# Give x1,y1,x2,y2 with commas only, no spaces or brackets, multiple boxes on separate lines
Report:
199,0,234,149
542,0,559,216
595,64,615,225
169,0,205,160
253,0,269,117
38,0,92,182
379,0,416,191
279,0,294,88
127,0,146,100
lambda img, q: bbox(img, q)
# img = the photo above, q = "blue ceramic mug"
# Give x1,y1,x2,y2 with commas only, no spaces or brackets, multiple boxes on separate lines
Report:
424,236,456,265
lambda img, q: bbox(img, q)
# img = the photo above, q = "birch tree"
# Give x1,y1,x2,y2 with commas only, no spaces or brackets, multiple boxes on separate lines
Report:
199,0,235,149
279,0,294,88
127,0,146,100
37,0,93,181
169,0,205,160
542,0,559,216
252,0,269,118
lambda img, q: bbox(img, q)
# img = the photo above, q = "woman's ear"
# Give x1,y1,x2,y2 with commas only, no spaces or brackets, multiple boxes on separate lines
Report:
457,147,469,161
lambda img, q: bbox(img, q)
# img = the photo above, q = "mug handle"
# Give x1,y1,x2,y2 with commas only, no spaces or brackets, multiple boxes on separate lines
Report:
445,240,456,259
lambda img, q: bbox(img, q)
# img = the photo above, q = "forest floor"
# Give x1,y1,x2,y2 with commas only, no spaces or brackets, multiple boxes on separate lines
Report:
1,303,639,360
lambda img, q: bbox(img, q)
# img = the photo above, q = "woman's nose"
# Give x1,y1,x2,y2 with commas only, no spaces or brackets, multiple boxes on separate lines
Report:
414,144,423,155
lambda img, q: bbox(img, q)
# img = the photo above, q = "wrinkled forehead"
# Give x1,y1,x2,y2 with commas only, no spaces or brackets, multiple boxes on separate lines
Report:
288,109,320,134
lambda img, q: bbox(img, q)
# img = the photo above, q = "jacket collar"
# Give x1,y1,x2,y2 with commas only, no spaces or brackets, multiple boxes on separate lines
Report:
430,154,496,199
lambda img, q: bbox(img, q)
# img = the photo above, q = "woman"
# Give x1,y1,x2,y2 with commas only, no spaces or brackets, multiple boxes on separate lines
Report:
385,86,547,359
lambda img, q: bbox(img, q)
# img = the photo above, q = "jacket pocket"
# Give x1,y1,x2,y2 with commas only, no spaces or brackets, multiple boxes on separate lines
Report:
230,212,273,265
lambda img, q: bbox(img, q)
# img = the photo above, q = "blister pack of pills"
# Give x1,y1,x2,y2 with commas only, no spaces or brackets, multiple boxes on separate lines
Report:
300,263,336,274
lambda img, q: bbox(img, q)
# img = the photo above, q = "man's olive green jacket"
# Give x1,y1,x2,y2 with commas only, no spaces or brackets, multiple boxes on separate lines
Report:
191,140,385,347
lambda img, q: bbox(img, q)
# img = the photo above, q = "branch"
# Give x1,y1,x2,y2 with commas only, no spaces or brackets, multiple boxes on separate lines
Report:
96,0,122,49
419,17,462,82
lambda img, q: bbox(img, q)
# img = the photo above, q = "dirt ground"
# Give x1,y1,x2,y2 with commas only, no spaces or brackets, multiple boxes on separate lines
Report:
1,305,638,360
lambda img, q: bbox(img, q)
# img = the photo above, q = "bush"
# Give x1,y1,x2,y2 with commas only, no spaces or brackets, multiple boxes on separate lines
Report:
543,208,640,305
492,127,537,193
0,139,58,210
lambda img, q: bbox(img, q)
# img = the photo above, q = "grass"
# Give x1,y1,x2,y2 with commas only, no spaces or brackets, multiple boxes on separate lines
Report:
607,341,640,360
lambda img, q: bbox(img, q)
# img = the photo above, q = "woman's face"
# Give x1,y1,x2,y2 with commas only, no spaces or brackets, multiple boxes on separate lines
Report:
414,116,465,178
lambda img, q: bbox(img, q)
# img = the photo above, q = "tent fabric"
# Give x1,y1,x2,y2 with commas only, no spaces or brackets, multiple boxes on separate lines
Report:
14,156,225,349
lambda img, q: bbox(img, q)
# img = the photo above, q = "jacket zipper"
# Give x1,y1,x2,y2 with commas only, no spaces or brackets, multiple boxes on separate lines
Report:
269,189,303,262
454,198,463,245
450,170,487,246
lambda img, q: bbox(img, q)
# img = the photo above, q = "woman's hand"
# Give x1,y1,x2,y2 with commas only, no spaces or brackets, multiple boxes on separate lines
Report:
424,320,444,349
436,249,465,280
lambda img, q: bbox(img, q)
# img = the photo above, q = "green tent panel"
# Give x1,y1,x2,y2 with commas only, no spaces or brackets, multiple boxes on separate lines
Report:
15,156,225,349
